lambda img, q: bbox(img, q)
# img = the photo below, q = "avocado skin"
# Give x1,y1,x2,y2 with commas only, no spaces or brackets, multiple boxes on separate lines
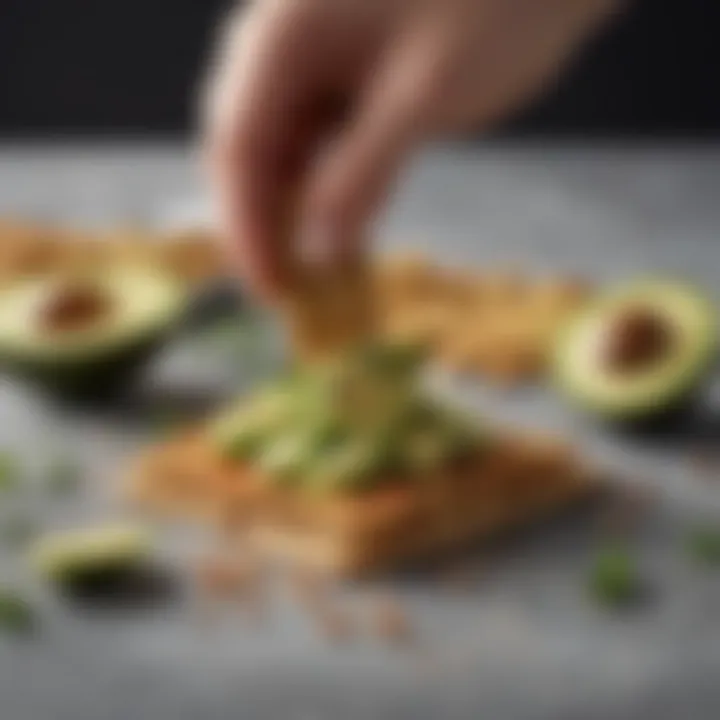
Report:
595,386,704,437
0,332,168,403
558,349,715,430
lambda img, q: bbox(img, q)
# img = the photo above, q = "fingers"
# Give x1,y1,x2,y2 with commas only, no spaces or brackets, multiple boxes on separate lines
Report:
203,0,324,297
302,16,449,264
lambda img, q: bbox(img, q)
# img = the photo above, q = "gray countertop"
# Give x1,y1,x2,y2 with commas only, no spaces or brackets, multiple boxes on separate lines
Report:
0,143,719,720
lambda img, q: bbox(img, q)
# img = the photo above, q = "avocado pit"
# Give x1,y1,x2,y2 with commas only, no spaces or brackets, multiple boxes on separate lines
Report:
600,306,675,375
39,281,114,334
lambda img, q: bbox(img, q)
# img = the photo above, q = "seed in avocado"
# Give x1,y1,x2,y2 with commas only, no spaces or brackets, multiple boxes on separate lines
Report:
686,525,720,565
0,589,35,635
40,281,113,335
589,543,642,607
602,306,674,374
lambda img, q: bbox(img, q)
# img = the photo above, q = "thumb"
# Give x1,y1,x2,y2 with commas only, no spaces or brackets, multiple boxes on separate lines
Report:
303,28,447,262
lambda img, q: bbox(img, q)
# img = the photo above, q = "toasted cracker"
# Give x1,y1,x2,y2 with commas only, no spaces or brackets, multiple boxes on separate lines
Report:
280,255,376,361
127,428,595,576
377,253,592,385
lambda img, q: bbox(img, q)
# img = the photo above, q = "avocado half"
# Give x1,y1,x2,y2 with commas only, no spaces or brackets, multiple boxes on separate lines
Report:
553,279,717,422
30,524,151,586
0,266,187,400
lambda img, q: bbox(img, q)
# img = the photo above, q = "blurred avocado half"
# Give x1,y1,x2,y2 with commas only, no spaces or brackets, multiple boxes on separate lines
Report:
0,267,187,400
30,524,151,586
553,279,717,422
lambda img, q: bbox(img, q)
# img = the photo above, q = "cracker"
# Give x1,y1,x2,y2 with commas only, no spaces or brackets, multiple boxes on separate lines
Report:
127,427,595,577
378,253,592,385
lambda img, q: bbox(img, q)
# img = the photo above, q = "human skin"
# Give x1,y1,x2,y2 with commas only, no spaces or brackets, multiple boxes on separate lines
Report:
203,0,622,297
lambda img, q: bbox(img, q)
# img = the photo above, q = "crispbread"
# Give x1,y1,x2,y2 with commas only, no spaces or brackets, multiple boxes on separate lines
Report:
376,252,592,385
279,256,376,361
0,219,226,286
127,428,595,576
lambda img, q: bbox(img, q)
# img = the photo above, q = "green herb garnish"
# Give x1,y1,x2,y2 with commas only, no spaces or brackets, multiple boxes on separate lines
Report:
686,525,720,565
0,452,18,493
0,589,35,635
589,543,641,607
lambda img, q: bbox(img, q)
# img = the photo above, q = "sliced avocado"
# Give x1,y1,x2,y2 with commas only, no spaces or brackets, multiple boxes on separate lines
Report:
0,267,187,400
553,279,717,420
307,435,395,492
256,431,319,484
30,524,151,585
209,339,484,494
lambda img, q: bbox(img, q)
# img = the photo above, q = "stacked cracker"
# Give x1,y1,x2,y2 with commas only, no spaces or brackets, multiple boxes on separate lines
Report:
375,253,592,385
129,428,593,576
0,219,225,286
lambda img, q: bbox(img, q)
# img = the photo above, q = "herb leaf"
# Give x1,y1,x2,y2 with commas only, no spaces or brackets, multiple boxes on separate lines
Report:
0,589,35,635
589,543,640,607
687,525,720,565
0,452,18,493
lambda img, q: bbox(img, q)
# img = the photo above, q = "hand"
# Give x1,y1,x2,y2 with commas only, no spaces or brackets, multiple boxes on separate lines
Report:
204,0,620,296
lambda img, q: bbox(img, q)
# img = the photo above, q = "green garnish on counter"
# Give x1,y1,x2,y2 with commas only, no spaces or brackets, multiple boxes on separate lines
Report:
0,589,35,635
29,523,151,585
0,451,19,493
589,543,641,607
686,525,720,565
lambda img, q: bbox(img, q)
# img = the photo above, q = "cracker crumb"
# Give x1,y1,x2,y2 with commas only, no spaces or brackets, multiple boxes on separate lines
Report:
372,596,413,645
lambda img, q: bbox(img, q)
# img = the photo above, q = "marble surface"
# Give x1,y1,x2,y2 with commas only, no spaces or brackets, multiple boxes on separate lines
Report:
0,143,719,720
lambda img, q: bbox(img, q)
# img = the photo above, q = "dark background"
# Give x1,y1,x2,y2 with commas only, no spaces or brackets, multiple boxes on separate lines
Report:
0,0,718,139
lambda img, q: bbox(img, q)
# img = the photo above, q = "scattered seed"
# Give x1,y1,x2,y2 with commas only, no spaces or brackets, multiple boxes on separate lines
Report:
372,596,413,645
195,554,253,600
598,483,657,537
314,603,355,644
438,560,483,592
690,447,720,479
288,565,328,610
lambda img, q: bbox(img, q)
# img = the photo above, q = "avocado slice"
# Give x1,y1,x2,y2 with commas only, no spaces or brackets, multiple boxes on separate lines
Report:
553,279,717,420
210,384,298,461
0,267,187,400
307,435,396,492
209,340,484,494
30,524,151,585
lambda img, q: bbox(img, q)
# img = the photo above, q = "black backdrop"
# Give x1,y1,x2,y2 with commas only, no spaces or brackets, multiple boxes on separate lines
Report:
1,0,718,138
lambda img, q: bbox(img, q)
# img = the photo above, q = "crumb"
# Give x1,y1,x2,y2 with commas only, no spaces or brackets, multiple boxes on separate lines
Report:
690,446,720,478
598,483,658,537
371,596,413,645
194,554,255,601
288,565,329,610
438,561,483,592
314,603,355,644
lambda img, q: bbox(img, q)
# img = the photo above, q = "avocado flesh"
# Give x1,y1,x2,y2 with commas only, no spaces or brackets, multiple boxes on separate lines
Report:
0,268,187,398
554,280,717,419
211,343,481,493
30,524,151,585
